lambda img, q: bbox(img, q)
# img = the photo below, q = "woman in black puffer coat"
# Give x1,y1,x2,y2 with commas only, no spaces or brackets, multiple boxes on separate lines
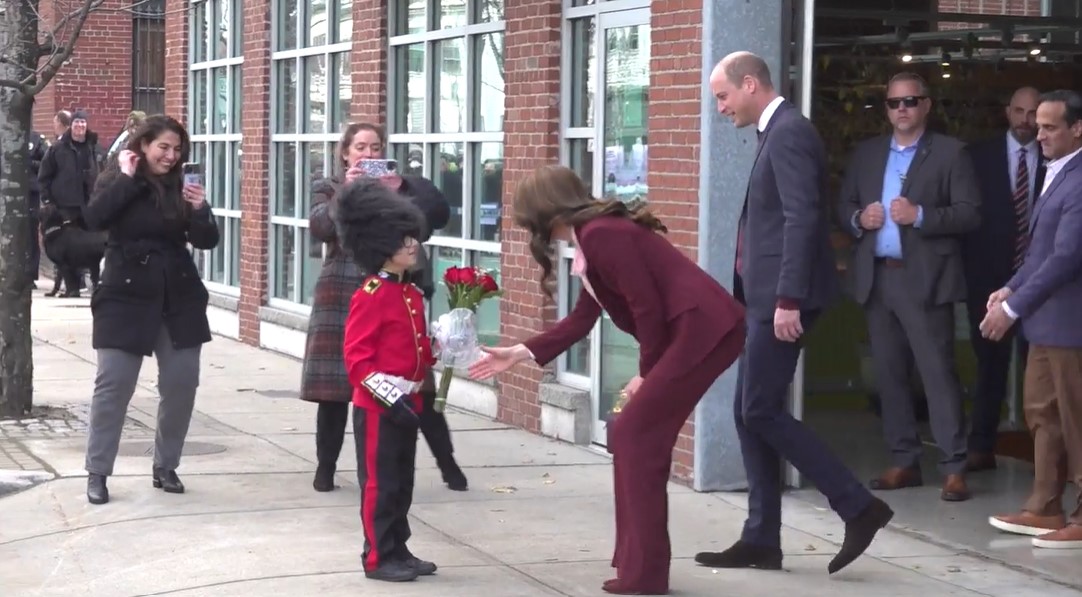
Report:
81,115,220,506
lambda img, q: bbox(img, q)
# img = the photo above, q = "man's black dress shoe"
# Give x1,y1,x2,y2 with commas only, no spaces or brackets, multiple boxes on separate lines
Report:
87,474,109,505
694,541,782,570
828,496,894,574
402,555,437,575
365,560,419,582
152,468,185,494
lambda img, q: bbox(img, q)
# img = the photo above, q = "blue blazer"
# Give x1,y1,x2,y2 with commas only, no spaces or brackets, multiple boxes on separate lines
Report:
1006,150,1082,348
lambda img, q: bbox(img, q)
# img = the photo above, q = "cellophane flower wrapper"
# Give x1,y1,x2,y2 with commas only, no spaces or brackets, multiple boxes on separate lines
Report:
430,308,482,412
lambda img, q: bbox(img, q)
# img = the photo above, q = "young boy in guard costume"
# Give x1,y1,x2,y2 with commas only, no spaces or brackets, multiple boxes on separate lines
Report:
334,178,437,583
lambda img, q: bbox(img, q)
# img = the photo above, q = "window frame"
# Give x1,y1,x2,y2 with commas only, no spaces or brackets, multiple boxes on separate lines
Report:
555,0,650,390
188,0,244,297
267,0,353,312
387,0,505,331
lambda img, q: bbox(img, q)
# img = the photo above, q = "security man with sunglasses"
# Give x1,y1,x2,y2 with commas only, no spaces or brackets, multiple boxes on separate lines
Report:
837,71,982,503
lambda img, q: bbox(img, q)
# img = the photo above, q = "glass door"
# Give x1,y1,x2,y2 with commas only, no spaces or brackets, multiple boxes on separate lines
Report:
590,8,651,443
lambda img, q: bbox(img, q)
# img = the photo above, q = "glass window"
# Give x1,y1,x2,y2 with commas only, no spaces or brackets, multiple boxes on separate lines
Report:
189,0,243,290
473,251,500,346
569,18,595,128
474,32,504,132
270,1,350,305
565,276,590,375
390,0,505,335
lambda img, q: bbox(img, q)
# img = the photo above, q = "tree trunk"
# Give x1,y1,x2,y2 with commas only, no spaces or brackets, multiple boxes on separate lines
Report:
0,7,40,418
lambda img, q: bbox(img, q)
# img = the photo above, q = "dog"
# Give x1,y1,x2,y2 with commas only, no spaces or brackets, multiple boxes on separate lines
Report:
38,203,106,298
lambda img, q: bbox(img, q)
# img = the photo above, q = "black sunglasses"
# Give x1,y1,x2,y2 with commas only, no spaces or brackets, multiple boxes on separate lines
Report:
886,96,926,109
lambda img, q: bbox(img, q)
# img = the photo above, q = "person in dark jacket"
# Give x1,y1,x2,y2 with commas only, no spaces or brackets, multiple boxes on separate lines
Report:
81,115,220,505
301,122,467,493
39,109,104,295
27,130,48,286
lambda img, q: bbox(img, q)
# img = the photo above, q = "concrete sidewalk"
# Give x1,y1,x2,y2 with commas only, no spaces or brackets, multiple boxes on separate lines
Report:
0,294,1077,597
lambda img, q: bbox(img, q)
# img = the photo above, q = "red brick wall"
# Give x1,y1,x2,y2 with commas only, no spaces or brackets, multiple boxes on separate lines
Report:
649,0,703,482
33,0,132,147
164,0,189,123
351,0,388,123
237,3,273,343
496,0,562,433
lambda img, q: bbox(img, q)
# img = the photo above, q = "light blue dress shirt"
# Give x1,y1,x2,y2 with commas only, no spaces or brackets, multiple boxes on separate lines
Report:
874,137,922,259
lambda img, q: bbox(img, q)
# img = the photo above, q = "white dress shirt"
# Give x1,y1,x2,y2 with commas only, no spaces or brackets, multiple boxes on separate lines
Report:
758,96,785,133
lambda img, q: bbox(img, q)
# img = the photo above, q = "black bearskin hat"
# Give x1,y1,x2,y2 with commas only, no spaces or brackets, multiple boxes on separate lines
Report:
332,178,428,275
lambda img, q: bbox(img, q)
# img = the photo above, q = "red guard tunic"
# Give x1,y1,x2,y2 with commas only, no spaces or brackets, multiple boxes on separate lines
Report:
343,272,436,413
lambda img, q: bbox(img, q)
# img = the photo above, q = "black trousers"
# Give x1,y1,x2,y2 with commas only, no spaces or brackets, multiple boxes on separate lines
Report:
965,295,1029,454
316,392,456,471
354,405,417,570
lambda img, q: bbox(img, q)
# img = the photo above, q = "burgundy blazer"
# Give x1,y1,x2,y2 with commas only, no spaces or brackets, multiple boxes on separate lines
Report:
525,215,746,378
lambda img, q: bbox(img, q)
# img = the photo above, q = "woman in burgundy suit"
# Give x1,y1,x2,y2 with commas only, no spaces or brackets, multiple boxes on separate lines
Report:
469,165,746,595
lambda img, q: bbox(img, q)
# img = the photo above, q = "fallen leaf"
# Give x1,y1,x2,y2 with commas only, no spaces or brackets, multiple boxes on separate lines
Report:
491,485,517,494
804,544,817,551
946,566,961,573
543,479,556,485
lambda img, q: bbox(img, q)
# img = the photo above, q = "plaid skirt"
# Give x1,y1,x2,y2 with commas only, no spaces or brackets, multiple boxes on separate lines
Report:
300,253,362,403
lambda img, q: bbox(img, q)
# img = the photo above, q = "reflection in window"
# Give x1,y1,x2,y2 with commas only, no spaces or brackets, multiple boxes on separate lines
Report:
473,142,502,242
270,1,351,305
602,24,649,204
189,0,243,289
476,33,504,132
432,142,464,238
436,38,466,133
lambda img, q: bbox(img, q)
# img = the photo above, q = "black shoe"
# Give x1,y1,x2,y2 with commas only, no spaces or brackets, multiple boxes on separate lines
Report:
313,466,336,492
441,463,468,491
87,474,109,505
402,555,438,575
694,541,782,570
828,496,894,574
152,468,185,494
364,560,420,582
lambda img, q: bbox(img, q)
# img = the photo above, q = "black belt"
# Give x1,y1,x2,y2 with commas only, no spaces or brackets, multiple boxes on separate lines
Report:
874,257,904,269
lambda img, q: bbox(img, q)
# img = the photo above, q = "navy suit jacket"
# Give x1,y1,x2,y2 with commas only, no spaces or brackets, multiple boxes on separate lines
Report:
963,135,1046,301
525,215,745,379
1006,150,1082,348
738,100,839,320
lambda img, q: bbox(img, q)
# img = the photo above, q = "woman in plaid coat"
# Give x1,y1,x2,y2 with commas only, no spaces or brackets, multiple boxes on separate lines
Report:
300,122,467,492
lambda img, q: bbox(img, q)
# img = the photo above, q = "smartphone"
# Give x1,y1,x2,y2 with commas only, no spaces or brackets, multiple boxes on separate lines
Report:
182,162,203,187
356,158,397,179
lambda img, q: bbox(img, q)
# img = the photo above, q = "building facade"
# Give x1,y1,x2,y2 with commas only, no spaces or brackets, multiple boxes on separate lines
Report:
159,0,1056,490
161,0,735,487
32,0,166,146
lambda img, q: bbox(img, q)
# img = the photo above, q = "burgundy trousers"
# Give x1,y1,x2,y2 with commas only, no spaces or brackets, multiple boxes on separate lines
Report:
607,314,745,592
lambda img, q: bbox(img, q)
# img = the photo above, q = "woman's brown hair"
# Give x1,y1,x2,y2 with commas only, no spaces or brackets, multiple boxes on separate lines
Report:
512,164,667,295
337,122,386,172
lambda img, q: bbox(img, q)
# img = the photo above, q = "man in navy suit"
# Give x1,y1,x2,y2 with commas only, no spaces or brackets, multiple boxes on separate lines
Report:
694,51,893,576
982,89,1082,549
963,87,1046,472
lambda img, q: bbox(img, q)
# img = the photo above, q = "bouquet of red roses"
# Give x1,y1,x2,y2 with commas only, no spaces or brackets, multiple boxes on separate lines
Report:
429,266,501,413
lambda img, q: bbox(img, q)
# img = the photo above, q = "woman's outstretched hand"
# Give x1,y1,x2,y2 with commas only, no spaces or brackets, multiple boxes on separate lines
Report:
468,344,530,380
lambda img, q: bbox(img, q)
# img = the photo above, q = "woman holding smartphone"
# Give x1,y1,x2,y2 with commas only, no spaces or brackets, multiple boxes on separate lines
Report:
301,122,467,492
82,115,220,505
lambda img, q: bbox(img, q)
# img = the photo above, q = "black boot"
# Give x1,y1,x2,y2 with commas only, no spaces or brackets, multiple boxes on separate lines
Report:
365,560,420,582
152,468,185,494
313,465,336,492
87,474,109,505
440,461,468,491
402,555,438,575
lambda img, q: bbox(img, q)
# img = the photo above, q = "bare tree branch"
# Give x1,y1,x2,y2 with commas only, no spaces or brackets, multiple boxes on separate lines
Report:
26,0,102,95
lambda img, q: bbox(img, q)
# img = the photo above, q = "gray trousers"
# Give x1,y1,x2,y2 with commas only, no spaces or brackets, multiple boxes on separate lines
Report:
865,263,967,475
85,325,202,476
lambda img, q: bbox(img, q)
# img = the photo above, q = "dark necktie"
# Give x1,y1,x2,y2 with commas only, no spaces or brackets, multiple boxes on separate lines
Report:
1013,148,1030,270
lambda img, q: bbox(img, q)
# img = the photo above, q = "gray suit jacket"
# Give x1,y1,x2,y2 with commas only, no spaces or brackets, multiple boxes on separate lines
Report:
1006,150,1082,348
738,100,839,320
837,131,981,306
